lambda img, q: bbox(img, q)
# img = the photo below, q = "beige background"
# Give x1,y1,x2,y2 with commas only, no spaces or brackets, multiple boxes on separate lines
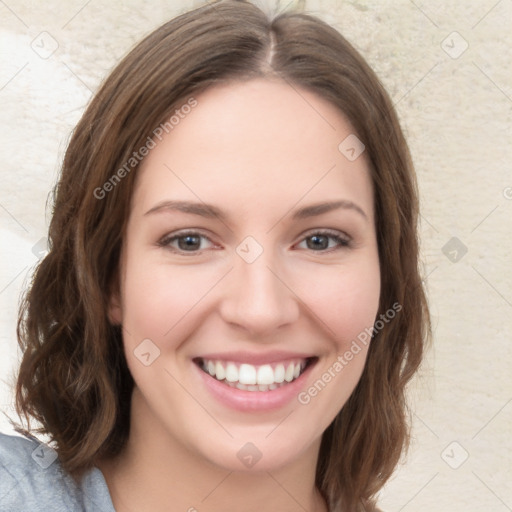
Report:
1,1,511,510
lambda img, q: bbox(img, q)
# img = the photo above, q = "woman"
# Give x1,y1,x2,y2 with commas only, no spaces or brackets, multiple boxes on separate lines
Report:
0,1,430,510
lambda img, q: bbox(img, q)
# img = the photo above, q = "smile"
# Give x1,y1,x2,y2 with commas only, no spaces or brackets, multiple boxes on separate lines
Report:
194,357,315,392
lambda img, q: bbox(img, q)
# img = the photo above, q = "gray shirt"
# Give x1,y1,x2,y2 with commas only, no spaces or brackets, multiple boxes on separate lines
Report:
0,432,115,511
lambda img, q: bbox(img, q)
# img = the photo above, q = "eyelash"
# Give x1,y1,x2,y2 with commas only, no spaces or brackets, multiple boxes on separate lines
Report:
157,229,351,255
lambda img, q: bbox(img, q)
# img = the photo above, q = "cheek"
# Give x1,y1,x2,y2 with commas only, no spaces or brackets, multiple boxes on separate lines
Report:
120,254,226,345
293,257,380,416
295,257,381,348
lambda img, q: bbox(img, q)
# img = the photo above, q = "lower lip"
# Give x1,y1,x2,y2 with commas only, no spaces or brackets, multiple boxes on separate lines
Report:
194,361,316,412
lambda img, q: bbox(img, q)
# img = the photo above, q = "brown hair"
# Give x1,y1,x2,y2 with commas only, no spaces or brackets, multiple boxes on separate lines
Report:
14,1,430,510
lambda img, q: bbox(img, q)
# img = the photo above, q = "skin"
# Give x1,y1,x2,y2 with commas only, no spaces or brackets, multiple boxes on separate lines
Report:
100,78,381,512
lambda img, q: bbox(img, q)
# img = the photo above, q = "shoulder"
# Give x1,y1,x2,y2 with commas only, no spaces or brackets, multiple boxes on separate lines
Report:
0,431,74,511
0,431,114,512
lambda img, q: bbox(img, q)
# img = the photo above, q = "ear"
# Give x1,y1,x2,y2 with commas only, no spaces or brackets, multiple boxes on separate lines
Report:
108,290,123,325
107,273,123,325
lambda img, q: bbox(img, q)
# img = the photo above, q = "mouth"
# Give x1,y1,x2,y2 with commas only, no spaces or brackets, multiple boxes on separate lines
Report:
193,356,317,392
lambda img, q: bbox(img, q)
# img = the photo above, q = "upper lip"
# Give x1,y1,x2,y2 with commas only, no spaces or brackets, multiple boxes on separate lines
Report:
194,351,317,365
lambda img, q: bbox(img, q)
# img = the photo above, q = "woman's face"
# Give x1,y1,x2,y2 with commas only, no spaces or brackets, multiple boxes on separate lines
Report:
110,79,380,472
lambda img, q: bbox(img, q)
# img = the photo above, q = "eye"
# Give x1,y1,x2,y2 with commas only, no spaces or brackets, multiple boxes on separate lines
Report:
296,230,351,252
158,231,215,254
158,229,350,255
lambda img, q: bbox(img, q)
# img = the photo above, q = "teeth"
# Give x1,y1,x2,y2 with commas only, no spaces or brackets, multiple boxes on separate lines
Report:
239,364,257,385
274,364,285,383
256,365,274,385
228,381,284,392
284,362,295,382
199,358,308,389
215,361,226,381
225,363,238,382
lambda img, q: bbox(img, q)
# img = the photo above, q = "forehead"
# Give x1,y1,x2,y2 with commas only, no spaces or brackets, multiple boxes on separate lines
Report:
132,79,374,223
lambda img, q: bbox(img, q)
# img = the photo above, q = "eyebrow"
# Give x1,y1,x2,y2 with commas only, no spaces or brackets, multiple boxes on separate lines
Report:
291,200,368,221
144,199,368,221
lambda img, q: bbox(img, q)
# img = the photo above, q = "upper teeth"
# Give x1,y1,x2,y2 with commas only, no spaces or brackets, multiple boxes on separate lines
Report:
201,359,306,386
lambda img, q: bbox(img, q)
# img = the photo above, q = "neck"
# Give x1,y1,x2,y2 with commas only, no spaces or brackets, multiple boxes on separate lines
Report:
98,388,328,512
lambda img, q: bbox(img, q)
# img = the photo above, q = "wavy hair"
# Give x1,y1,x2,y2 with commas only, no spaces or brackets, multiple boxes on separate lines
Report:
14,1,430,510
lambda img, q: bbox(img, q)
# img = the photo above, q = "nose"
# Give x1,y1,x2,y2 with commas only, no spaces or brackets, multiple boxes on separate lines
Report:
218,249,300,337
